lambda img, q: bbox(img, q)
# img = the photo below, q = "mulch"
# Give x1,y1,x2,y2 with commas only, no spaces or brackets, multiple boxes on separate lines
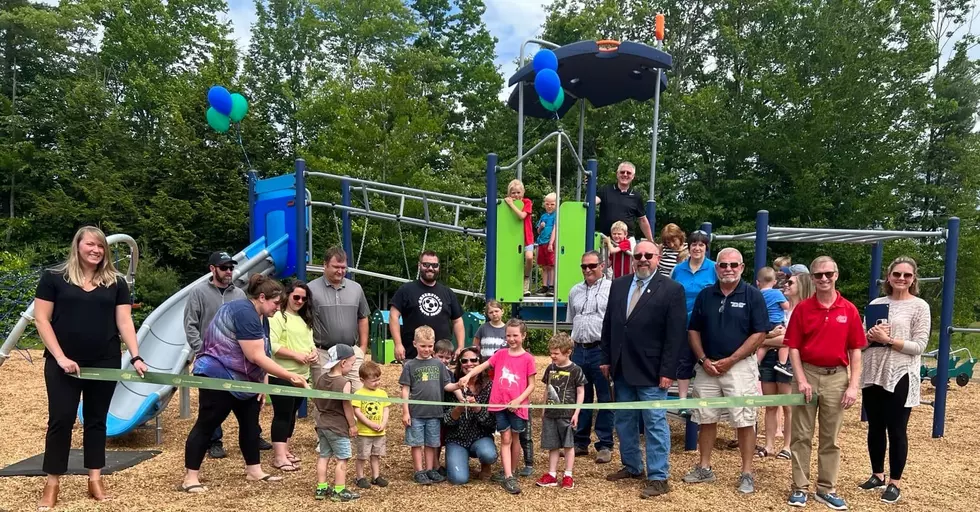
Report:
0,350,976,511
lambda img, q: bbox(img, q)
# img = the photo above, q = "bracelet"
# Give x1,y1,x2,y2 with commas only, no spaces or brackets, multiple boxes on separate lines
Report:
130,356,144,365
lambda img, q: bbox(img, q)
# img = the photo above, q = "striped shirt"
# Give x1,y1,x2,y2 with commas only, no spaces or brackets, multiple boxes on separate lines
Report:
861,296,931,407
658,247,680,277
566,278,611,344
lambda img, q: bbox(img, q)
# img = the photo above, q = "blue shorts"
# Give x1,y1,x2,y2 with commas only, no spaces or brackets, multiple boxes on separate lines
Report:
316,428,352,460
494,410,527,433
405,417,442,447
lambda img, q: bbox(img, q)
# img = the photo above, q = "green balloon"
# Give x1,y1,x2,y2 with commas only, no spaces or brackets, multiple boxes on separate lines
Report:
206,107,230,133
229,93,249,122
540,88,565,112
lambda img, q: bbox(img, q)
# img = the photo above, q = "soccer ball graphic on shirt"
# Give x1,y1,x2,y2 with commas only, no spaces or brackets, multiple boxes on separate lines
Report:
363,401,380,418
418,293,444,317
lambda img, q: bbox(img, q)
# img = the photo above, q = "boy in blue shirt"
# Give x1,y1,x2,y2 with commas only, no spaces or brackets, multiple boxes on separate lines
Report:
535,192,557,296
756,267,792,376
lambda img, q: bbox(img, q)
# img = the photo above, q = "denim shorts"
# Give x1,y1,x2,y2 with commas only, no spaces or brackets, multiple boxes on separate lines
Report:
494,410,527,433
316,428,352,460
405,417,442,447
758,349,791,384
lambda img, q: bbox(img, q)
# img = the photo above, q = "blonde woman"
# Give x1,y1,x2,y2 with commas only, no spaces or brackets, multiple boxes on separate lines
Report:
34,226,148,510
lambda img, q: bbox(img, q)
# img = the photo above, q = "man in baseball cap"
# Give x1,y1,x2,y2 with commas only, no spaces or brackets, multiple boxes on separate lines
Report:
208,251,236,268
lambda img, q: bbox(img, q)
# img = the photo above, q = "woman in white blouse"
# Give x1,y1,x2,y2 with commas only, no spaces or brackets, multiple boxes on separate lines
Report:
861,256,931,505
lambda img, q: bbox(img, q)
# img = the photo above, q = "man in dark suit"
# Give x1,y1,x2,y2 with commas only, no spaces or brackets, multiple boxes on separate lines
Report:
599,240,687,499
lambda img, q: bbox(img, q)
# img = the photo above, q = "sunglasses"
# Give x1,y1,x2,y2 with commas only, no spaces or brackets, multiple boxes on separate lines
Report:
891,272,914,279
581,263,600,270
420,262,440,269
717,262,741,269
618,170,634,175
291,294,306,302
633,252,658,261
217,265,235,272
812,271,836,280
459,357,480,364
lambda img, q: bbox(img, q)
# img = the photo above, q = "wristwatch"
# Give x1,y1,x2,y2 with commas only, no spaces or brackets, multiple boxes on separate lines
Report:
697,358,706,367
130,356,144,365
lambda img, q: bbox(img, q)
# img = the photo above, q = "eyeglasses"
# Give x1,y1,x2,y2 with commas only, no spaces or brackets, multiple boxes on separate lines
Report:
812,271,836,280
217,265,235,272
420,262,440,269
580,263,600,270
618,170,634,175
633,252,659,261
718,299,727,314
291,294,306,302
891,272,914,279
717,262,741,269
459,357,480,364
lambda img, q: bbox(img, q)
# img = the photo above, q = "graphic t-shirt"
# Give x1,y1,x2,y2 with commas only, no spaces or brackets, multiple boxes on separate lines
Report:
398,357,452,418
542,361,587,419
487,350,537,420
390,280,463,360
536,211,556,245
352,387,391,437
762,288,788,325
475,323,506,360
194,299,270,399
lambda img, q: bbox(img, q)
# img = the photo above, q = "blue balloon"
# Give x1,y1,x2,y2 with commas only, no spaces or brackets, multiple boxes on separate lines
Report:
534,69,561,103
207,85,233,116
532,49,558,72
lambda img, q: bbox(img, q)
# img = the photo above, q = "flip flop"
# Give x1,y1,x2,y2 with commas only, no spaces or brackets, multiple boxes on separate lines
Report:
272,462,300,472
776,449,791,460
287,454,301,463
176,483,208,493
246,474,284,483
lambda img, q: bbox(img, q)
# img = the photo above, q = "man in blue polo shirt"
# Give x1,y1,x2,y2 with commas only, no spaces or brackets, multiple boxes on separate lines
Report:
683,247,770,494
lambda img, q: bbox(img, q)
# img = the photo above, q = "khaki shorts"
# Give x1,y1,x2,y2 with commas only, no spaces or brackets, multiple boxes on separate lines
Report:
356,434,387,460
691,355,760,428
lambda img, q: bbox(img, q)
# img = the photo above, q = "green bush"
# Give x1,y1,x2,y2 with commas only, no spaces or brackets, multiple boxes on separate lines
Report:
133,257,181,308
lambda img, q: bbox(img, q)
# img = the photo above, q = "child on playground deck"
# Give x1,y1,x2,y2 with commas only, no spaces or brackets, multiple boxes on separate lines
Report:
535,192,558,296
602,220,634,278
536,332,586,490
313,345,360,502
503,179,535,296
351,361,390,490
755,267,793,377
458,319,537,495
399,326,464,486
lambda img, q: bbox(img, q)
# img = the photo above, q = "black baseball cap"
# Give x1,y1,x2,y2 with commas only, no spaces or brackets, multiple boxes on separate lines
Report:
208,251,235,267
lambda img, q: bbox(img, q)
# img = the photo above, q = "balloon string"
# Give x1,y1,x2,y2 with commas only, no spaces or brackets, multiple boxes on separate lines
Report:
236,123,253,171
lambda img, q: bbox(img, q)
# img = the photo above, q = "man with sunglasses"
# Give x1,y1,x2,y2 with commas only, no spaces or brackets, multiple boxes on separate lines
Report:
390,250,464,361
784,256,866,510
685,248,770,495
308,247,371,391
183,251,258,458
599,241,686,499
595,161,655,241
566,251,614,463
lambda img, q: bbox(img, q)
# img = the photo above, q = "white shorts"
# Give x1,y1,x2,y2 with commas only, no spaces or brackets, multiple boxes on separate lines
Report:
691,355,761,428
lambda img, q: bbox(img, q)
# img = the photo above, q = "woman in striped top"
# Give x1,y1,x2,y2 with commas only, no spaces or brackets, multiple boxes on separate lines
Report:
657,223,688,277
860,256,931,505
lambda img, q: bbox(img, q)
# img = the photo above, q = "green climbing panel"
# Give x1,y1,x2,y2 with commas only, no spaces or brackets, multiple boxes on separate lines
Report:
495,199,526,303
556,201,587,302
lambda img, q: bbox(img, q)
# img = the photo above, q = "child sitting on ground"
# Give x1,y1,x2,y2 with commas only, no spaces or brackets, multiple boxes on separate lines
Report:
351,361,390,490
503,179,535,296
755,267,792,377
535,192,558,296
602,220,634,279
313,345,360,502
458,319,537,495
536,332,585,490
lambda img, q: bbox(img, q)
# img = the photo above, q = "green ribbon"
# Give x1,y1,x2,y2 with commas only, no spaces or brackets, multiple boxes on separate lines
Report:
74,369,815,410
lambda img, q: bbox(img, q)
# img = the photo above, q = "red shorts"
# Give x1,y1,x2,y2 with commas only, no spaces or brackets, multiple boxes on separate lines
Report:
537,244,556,266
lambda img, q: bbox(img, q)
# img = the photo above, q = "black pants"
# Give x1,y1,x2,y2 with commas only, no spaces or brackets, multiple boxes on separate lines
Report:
43,357,117,475
863,374,911,480
185,388,261,470
269,377,302,443
520,418,533,467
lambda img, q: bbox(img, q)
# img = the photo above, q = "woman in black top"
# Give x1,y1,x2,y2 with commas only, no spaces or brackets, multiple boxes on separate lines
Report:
33,226,148,510
443,348,497,484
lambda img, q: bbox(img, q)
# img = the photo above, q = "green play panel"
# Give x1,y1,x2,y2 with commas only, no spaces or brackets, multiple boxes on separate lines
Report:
495,199,526,302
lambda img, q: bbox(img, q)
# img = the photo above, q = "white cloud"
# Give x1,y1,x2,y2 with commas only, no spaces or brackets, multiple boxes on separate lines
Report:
224,0,258,52
482,0,551,100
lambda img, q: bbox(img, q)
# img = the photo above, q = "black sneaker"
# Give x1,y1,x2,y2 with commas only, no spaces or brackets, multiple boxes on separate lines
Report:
207,443,226,459
546,286,555,297
774,362,794,377
371,476,389,487
858,474,886,491
536,286,550,295
880,484,901,504
257,437,273,450
355,477,371,489
426,469,446,483
414,470,433,485
502,476,522,494
314,486,331,500
331,488,360,502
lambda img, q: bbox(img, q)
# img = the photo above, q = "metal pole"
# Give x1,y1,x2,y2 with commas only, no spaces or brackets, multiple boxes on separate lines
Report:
862,241,885,423
247,170,257,243
341,179,354,279
646,68,663,237
934,217,960,438
485,154,499,301
576,101,585,202
295,159,307,280
553,133,561,335
700,222,712,256
178,364,190,419
754,210,769,276
516,39,560,181
585,159,598,250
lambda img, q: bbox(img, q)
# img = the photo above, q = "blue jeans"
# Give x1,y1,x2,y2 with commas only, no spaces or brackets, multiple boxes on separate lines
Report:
613,376,670,481
445,438,498,485
572,345,614,450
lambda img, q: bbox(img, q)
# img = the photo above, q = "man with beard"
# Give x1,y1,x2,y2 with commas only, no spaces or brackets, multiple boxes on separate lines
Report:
308,247,371,390
595,161,655,241
389,251,464,361
600,241,686,499
684,248,770,495
183,251,271,457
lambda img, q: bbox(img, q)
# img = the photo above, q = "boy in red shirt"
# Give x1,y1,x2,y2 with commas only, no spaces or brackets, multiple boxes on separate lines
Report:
783,256,866,510
601,221,633,279
504,179,534,296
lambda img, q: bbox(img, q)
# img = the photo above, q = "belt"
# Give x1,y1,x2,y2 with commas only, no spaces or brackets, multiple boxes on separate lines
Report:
802,362,845,375
577,341,601,350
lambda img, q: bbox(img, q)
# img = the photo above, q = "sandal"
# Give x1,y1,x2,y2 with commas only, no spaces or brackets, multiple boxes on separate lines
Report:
726,439,739,449
272,462,300,472
246,474,284,482
287,453,301,463
755,447,769,458
176,483,208,493
776,449,791,460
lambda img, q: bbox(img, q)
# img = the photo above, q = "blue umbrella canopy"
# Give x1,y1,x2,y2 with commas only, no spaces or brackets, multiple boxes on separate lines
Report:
507,40,672,119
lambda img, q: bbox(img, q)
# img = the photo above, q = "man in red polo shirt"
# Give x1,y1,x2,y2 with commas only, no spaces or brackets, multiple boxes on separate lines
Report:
783,256,866,510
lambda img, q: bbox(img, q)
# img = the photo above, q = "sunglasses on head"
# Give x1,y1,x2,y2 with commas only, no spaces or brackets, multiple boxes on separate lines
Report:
420,262,440,269
291,294,306,302
581,263,600,270
633,252,658,261
717,262,741,269
459,357,480,364
891,272,914,279
812,271,836,280
217,265,234,272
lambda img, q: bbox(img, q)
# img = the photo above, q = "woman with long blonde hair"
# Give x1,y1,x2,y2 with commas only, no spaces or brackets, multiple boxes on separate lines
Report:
34,226,149,510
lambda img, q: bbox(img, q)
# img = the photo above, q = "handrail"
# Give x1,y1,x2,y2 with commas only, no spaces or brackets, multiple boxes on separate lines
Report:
349,186,486,213
306,172,484,205
310,201,486,237
497,131,563,172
